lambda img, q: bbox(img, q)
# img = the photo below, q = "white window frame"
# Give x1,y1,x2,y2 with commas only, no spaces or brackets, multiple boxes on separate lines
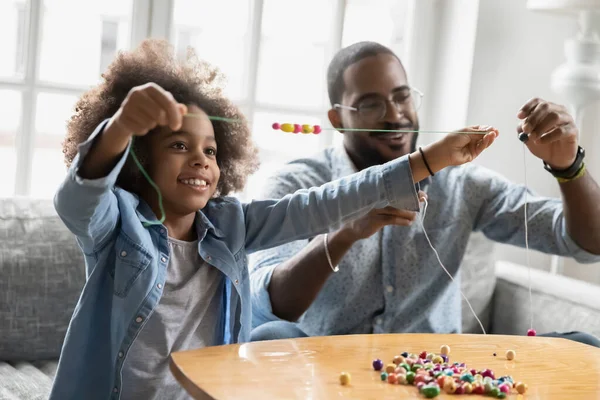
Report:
1,0,425,197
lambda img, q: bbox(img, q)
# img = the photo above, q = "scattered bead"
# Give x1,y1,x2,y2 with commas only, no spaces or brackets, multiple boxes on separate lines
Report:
432,356,444,364
412,363,424,372
515,382,528,394
339,372,351,385
406,371,416,384
493,352,497,356
380,372,388,381
440,345,450,356
472,383,485,395
372,359,383,371
499,383,511,393
506,349,516,361
419,351,428,359
400,363,411,373
454,384,465,395
443,379,457,394
426,353,435,361
385,364,396,374
421,384,441,398
416,382,426,391
414,374,428,385
271,122,280,130
481,369,495,379
497,392,507,399
463,382,473,394
401,352,409,358
397,374,407,385
527,328,537,336
393,355,404,365
489,387,500,397
460,372,475,383
387,373,397,384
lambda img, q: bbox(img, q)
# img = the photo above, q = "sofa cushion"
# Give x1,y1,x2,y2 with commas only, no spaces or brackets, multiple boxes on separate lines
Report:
0,360,57,400
0,197,84,361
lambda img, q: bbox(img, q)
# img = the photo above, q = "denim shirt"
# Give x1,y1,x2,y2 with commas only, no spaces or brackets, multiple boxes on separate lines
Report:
49,121,419,399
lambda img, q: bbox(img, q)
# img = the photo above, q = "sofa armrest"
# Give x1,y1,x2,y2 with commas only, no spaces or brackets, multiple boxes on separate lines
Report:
491,261,600,338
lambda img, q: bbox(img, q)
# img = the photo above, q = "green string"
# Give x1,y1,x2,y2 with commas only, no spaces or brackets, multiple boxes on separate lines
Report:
129,137,165,227
131,115,493,228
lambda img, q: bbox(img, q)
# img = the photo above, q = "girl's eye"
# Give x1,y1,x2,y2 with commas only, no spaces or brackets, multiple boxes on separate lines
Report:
171,142,187,150
206,148,217,156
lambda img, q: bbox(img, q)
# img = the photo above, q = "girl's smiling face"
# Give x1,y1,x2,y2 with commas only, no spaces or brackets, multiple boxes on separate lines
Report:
144,105,220,218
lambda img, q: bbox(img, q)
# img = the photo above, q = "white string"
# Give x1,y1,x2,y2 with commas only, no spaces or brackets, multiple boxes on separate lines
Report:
523,145,533,330
418,198,487,335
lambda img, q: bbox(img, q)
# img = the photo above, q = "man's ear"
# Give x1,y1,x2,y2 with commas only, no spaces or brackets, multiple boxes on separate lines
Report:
328,108,343,130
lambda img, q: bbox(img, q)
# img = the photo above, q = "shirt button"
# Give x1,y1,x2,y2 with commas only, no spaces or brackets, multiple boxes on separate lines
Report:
386,285,394,293
120,251,127,257
160,228,166,234
135,316,143,323
234,279,239,285
161,257,166,263
157,283,163,289
376,317,383,325
207,256,212,261
118,351,123,358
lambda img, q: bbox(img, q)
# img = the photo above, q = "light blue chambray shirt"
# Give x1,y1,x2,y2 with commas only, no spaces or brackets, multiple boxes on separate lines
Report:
250,145,600,335
49,121,420,399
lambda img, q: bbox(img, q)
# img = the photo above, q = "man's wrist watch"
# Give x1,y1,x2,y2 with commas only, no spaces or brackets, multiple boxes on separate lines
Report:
543,145,585,179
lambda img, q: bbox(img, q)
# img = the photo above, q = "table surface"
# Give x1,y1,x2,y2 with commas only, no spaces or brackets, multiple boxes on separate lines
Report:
170,333,600,399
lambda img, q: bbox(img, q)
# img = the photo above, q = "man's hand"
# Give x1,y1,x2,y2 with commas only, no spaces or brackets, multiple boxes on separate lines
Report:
517,98,579,170
336,191,427,242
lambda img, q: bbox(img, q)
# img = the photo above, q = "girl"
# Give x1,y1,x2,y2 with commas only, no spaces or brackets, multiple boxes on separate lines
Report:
50,39,497,399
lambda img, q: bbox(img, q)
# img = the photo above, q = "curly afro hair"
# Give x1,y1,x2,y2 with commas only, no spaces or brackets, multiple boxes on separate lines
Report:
63,39,259,196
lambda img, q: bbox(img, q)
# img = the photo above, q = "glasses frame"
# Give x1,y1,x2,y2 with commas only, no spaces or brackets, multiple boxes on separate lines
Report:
333,86,424,121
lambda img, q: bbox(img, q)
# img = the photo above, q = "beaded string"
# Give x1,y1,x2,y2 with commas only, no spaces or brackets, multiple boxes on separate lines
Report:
523,143,534,333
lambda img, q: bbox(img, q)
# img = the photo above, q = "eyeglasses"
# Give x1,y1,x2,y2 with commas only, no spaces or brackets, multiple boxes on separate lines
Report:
334,87,423,122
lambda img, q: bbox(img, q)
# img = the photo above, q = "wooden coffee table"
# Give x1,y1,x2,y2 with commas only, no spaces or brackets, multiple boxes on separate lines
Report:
170,333,600,399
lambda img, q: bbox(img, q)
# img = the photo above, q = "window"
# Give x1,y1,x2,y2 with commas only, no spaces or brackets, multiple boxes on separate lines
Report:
1,0,411,198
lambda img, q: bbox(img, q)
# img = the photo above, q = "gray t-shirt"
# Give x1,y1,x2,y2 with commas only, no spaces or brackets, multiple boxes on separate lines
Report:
121,237,224,399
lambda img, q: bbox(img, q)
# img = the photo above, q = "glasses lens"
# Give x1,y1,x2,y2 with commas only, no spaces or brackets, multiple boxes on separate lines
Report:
357,98,386,122
411,89,422,111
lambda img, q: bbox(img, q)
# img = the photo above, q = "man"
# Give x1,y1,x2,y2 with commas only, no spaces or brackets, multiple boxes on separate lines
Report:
249,42,600,345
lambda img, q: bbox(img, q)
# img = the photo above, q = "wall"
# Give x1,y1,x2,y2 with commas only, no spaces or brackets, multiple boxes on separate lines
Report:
465,0,600,282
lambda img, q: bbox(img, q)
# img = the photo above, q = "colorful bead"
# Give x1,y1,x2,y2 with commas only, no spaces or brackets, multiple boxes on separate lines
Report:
301,124,313,134
293,124,302,133
497,392,507,399
419,351,428,359
481,369,495,379
454,384,465,395
385,363,396,374
515,382,528,394
489,387,500,397
414,374,428,385
397,374,408,385
393,355,404,365
387,373,398,384
505,349,516,361
432,356,444,364
499,383,511,393
412,363,424,372
339,372,351,385
421,384,441,398
426,353,434,361
372,359,383,371
416,382,425,391
272,122,280,130
443,379,456,394
472,383,485,395
380,372,388,381
400,363,411,372
401,352,409,358
460,373,475,383
463,382,473,394
440,345,450,356
484,382,494,394
280,123,294,133
527,328,537,336
406,371,416,384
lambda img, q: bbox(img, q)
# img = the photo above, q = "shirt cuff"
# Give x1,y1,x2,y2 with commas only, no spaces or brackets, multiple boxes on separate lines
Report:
380,156,420,211
250,264,283,327
68,119,132,189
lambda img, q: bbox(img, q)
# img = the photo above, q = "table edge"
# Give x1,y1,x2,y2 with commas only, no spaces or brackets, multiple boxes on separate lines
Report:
169,354,215,400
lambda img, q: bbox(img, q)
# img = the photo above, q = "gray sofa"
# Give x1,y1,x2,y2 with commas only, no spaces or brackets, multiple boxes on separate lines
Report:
1,197,600,399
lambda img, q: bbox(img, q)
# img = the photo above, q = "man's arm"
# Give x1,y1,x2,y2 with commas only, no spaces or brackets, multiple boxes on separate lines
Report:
268,205,420,321
518,98,600,254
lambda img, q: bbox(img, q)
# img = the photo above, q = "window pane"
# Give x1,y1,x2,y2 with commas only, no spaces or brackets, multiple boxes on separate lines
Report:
30,92,78,198
261,0,336,44
0,0,29,79
172,0,252,101
256,40,327,108
252,111,325,157
38,0,133,86
0,90,21,197
342,0,409,51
